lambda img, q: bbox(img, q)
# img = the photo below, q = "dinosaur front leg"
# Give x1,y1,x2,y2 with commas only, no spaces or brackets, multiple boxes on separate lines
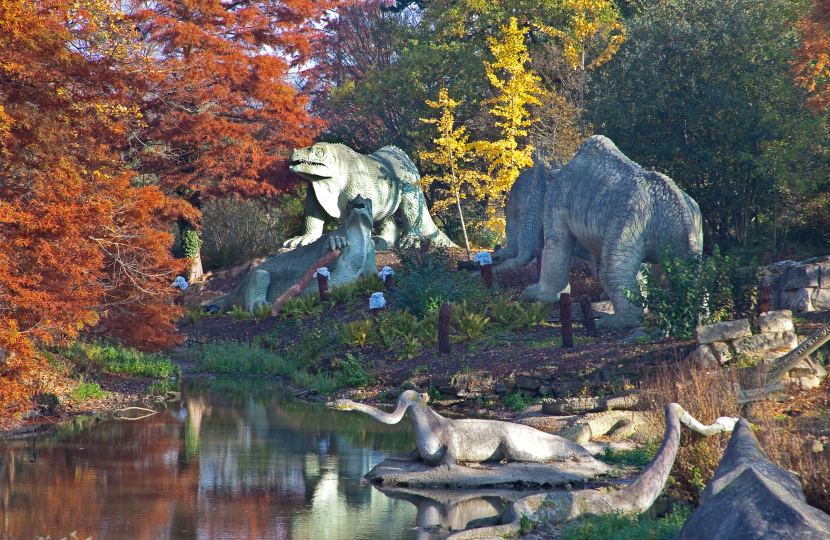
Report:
398,184,457,247
284,193,327,248
598,231,646,330
520,222,574,304
373,216,400,251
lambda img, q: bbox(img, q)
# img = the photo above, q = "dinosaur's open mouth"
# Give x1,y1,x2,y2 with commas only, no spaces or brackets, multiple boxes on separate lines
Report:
349,202,367,209
290,159,325,167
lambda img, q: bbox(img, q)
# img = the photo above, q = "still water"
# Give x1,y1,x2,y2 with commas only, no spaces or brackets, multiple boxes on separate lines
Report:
0,379,514,540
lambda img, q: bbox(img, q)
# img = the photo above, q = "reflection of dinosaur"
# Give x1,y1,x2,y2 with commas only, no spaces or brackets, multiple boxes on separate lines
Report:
327,390,589,466
520,136,703,329
439,403,738,539
286,143,456,249
211,196,377,313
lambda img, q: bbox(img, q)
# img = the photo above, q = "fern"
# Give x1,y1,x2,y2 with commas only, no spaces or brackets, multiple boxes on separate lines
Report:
515,301,551,329
336,320,375,347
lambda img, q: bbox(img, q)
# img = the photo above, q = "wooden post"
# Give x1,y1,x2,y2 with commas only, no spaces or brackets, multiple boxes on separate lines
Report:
580,294,598,337
317,272,329,302
536,248,543,284
384,274,394,289
438,302,452,355
561,293,573,348
481,263,493,288
758,282,771,315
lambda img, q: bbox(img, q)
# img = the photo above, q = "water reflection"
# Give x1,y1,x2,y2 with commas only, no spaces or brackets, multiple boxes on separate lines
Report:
1,379,426,540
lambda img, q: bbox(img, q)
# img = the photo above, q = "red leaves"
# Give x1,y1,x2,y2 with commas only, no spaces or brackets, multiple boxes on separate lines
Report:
794,0,830,112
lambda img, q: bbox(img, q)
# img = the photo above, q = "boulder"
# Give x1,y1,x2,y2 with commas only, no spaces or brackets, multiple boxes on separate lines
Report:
676,419,830,540
758,310,795,333
711,342,732,364
780,263,825,290
812,288,830,311
732,331,798,356
786,358,827,390
689,344,718,369
781,288,813,312
696,319,752,344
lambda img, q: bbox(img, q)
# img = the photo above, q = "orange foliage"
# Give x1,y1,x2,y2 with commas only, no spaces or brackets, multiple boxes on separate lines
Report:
0,0,184,411
794,0,830,111
128,0,335,216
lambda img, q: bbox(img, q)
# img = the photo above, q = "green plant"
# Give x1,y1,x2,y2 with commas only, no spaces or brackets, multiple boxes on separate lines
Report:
625,245,760,339
336,320,376,347
411,365,429,378
489,296,519,326
280,294,323,319
63,341,181,378
601,442,659,468
341,353,374,387
352,274,385,296
561,506,690,540
514,301,551,329
71,381,106,401
456,311,490,340
519,514,535,534
328,281,356,304
229,304,253,322
396,334,421,361
253,303,271,320
504,391,530,411
187,306,201,325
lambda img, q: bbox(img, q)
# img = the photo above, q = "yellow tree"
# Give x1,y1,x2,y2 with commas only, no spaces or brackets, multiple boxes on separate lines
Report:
475,17,546,234
419,88,488,259
540,0,625,135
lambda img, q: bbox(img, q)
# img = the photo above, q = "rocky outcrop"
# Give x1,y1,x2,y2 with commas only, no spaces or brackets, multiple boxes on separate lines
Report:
759,255,830,313
675,419,830,540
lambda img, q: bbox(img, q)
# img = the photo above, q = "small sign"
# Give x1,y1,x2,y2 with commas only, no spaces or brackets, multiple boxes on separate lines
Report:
378,266,395,279
171,276,189,291
369,292,386,309
474,252,492,266
314,267,331,278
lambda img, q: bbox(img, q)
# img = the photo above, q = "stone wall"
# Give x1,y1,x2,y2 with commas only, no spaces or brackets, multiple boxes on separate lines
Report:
688,310,826,389
763,255,830,313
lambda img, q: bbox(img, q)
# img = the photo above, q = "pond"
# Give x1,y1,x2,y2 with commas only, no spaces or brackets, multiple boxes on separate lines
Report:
0,379,521,540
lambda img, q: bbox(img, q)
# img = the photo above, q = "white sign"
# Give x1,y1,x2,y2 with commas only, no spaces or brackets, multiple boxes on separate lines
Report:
369,292,386,309
378,266,395,279
314,267,331,278
474,252,493,266
171,276,189,291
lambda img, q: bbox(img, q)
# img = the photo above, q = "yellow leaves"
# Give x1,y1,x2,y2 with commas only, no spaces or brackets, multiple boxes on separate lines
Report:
537,0,625,71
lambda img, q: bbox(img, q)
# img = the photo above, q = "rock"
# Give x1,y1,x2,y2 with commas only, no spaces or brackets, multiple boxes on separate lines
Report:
812,288,830,311
782,288,814,312
811,439,824,453
453,373,496,396
758,310,795,333
787,358,827,390
695,319,752,344
539,384,552,396
732,331,798,355
495,380,508,394
781,263,826,290
516,375,540,391
688,344,718,369
676,419,830,540
711,342,733,364
503,378,517,391
620,329,648,343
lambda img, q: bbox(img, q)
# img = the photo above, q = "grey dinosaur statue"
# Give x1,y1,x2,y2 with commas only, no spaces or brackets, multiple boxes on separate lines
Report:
438,403,738,539
212,195,377,313
326,390,589,466
676,419,830,539
286,142,456,249
492,158,593,274
520,136,703,329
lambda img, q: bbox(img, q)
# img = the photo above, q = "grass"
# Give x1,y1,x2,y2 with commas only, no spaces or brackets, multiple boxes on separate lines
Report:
70,381,107,402
561,506,690,540
601,442,660,468
64,341,181,378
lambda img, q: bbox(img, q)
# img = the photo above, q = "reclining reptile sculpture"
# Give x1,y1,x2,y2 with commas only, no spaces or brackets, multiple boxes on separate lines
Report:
520,136,703,329
327,390,589,466
211,195,377,313
438,403,738,539
286,143,456,249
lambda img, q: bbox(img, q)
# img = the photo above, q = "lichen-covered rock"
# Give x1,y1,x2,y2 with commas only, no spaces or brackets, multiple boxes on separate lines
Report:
732,331,798,356
689,344,719,369
711,342,733,364
780,263,827,290
758,310,795,333
285,143,455,249
695,319,752,344
676,419,830,540
520,136,703,330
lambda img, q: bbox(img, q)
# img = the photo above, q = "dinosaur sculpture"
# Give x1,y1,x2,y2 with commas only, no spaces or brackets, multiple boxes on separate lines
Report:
326,390,589,466
492,159,592,274
286,143,456,249
211,196,377,313
439,403,738,539
520,136,703,329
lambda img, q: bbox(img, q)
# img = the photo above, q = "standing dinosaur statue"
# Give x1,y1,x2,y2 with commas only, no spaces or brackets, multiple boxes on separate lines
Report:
286,143,456,249
327,390,589,466
520,136,703,329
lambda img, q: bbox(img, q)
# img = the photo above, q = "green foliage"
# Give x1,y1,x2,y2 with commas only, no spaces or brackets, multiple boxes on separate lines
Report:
376,310,424,349
279,294,323,319
452,301,491,340
63,341,181,378
505,391,531,411
253,303,272,320
519,514,535,534
336,320,376,347
625,245,760,338
187,306,201,325
489,296,519,326
328,281,356,304
229,304,253,322
181,226,202,260
601,442,660,468
514,301,552,329
561,506,691,540
70,381,106,402
352,274,385,296
341,352,374,387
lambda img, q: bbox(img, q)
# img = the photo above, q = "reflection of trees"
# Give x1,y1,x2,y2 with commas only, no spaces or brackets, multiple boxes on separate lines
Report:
2,381,421,540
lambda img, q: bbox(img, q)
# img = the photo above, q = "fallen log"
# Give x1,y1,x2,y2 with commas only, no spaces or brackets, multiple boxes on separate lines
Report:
269,249,341,317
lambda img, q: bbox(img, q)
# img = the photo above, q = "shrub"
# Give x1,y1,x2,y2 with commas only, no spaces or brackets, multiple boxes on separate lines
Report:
70,381,106,402
626,245,760,339
514,301,551,329
336,320,376,347
328,281,356,304
352,274,385,296
279,294,322,319
229,304,253,322
340,352,374,387
504,391,531,411
489,296,519,326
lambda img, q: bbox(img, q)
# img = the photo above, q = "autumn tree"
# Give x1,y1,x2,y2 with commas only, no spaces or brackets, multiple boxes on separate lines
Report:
794,0,830,112
419,88,489,259
128,0,334,278
474,18,546,234
0,0,184,411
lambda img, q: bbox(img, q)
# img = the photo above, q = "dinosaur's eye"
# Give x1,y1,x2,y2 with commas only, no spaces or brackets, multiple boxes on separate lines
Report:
315,147,325,158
